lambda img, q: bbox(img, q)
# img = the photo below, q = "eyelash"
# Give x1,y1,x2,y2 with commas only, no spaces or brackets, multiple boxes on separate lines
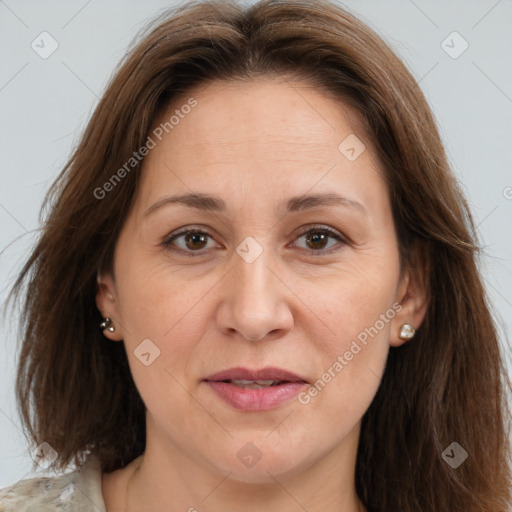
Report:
161,224,348,257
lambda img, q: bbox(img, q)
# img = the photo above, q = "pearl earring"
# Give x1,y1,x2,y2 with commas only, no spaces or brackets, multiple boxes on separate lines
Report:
399,323,416,340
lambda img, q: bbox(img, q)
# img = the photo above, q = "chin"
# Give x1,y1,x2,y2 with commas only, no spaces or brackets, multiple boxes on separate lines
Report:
209,438,317,484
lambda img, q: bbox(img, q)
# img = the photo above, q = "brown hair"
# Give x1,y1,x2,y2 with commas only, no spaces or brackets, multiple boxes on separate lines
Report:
6,0,511,509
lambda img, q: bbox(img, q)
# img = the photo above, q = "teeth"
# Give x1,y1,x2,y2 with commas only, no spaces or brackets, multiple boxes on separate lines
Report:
233,379,276,385
228,379,281,388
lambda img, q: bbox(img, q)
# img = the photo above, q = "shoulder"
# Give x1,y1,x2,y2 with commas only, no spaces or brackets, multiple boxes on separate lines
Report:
0,456,105,512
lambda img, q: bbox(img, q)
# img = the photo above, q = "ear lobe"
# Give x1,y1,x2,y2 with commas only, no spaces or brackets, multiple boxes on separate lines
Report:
96,272,123,341
390,245,429,347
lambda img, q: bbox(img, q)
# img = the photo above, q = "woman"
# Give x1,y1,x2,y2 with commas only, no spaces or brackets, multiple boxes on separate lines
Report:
1,0,510,510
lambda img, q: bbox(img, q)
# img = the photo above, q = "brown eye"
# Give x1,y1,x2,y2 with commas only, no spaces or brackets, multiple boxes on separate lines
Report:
183,232,209,251
305,232,330,250
162,229,217,256
162,225,346,258
294,226,346,254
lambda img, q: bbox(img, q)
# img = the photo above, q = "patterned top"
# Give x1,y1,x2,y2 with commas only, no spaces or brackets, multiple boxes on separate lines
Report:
0,456,105,512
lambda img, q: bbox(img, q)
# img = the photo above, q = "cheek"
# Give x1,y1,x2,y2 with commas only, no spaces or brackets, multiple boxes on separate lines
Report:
296,249,400,350
113,244,208,335
113,257,218,386
296,252,399,414
296,289,392,441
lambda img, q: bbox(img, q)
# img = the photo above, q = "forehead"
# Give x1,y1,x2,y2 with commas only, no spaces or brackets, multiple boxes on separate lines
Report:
154,78,367,158
136,78,384,212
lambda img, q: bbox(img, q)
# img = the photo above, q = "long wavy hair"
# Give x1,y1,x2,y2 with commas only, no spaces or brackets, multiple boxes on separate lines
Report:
6,0,511,510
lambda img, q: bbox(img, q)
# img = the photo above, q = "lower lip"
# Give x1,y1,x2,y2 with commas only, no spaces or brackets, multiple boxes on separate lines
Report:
205,381,307,411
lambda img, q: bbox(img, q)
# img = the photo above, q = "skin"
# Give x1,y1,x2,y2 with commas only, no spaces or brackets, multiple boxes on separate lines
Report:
97,77,428,512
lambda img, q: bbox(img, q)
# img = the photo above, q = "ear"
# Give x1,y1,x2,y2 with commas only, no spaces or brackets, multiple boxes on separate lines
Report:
96,271,124,342
390,244,429,347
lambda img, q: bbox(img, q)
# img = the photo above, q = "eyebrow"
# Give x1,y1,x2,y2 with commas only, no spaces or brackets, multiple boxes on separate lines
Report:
143,192,366,217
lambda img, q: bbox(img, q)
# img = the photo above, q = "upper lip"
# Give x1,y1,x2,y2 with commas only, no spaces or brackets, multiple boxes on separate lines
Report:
204,367,308,383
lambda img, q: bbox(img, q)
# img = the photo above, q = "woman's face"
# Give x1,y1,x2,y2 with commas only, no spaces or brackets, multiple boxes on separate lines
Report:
97,78,426,482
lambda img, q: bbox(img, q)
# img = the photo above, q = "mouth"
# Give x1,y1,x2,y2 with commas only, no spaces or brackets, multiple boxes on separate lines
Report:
204,366,309,385
217,379,292,389
203,367,308,411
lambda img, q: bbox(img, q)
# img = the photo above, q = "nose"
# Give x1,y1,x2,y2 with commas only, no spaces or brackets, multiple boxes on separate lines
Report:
216,246,294,342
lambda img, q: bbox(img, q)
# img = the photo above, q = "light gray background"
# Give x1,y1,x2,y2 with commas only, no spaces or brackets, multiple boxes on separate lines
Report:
1,0,511,486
